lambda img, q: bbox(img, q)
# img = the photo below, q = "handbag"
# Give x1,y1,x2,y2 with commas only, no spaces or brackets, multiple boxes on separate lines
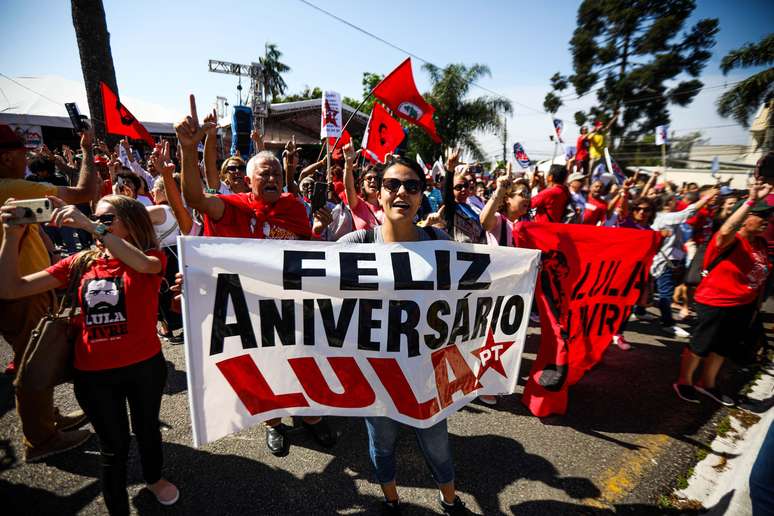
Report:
14,257,88,391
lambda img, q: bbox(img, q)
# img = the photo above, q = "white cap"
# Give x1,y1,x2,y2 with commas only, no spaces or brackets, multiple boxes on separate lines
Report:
567,172,586,184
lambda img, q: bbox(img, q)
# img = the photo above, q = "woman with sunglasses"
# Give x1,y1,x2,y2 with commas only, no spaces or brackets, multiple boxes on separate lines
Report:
217,157,250,195
451,171,486,243
481,176,531,247
338,158,470,515
0,195,178,515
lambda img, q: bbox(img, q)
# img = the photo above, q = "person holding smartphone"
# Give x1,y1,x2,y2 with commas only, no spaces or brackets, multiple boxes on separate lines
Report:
0,124,98,462
0,194,178,514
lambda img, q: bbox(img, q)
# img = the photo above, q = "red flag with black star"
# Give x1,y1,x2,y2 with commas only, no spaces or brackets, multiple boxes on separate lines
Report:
372,58,441,143
362,103,405,162
100,82,155,146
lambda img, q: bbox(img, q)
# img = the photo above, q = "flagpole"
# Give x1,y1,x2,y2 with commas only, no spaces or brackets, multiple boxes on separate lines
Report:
660,142,666,181
326,91,374,158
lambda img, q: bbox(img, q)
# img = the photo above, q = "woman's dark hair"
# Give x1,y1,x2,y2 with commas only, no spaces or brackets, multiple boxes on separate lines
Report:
376,156,426,192
631,196,657,224
28,155,55,176
116,171,142,193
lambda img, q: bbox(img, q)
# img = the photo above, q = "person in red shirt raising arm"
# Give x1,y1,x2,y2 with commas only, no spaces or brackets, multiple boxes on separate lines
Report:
673,180,772,406
176,95,336,457
531,164,570,223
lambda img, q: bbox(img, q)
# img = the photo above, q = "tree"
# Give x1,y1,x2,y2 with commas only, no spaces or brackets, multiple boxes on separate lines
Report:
276,86,323,103
259,43,290,101
716,34,774,151
544,0,718,147
407,63,512,161
71,0,119,141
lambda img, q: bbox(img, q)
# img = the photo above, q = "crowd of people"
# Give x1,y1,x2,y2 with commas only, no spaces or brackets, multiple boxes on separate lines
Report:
1,95,773,514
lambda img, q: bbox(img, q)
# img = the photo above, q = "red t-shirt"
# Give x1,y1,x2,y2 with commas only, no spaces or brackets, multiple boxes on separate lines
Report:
46,250,167,371
203,192,312,239
531,184,570,223
582,197,607,225
575,135,590,162
686,206,714,245
694,233,769,307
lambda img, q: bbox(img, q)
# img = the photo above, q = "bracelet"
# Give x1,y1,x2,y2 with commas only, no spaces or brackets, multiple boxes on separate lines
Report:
745,199,755,207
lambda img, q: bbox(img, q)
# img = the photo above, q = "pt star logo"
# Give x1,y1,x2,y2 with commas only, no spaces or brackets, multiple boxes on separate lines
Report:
323,99,339,126
471,329,515,379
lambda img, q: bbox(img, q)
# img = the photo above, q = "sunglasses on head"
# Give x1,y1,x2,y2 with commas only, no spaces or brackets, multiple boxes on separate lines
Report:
90,214,115,226
381,178,421,194
226,165,246,173
453,182,469,191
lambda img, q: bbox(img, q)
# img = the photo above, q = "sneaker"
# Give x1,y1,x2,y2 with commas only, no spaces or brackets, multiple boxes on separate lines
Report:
669,325,691,338
55,409,88,432
630,311,657,322
25,429,91,463
302,418,337,448
167,332,184,344
478,395,497,405
612,335,631,351
147,479,179,506
381,499,402,515
265,423,290,456
440,495,472,515
694,386,735,407
672,383,700,404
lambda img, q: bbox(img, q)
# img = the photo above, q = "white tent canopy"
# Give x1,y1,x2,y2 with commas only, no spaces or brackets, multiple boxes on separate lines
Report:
0,75,178,133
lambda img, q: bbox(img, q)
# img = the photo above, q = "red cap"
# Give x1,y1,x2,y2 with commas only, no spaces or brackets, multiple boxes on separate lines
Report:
93,155,109,166
0,124,25,151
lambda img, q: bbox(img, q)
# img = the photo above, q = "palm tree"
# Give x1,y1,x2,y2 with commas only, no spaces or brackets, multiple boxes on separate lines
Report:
716,34,774,150
406,63,512,161
259,43,291,102
71,0,119,140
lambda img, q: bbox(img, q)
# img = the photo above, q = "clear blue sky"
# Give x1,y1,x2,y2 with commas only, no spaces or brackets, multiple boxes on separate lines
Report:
1,0,771,160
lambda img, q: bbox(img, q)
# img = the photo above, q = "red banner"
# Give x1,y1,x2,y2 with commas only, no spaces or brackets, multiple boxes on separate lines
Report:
362,103,405,162
100,82,155,146
513,222,661,417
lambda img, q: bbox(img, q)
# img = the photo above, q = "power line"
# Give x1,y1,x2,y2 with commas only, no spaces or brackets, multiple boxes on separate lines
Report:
296,0,546,115
0,73,63,107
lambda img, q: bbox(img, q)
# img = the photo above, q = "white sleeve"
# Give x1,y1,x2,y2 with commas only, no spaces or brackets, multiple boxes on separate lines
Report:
128,160,155,190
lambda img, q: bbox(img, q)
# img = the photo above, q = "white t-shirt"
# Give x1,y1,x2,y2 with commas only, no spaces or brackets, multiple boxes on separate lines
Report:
485,212,514,247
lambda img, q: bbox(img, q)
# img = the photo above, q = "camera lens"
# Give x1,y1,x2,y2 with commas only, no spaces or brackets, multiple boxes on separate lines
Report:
44,200,50,209
36,207,43,214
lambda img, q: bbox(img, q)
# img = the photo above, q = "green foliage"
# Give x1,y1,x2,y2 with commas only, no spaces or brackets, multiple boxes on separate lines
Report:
544,0,718,144
277,86,323,103
259,43,291,101
405,63,512,162
716,34,774,127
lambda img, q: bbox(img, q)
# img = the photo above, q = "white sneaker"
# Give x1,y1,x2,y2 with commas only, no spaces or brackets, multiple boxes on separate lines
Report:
670,326,691,338
612,334,632,350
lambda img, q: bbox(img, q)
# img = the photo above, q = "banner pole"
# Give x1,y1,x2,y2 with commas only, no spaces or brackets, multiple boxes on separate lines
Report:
661,143,666,180
323,91,374,162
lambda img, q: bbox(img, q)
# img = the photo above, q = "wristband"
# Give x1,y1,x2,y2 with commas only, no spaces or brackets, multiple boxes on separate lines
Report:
745,199,755,207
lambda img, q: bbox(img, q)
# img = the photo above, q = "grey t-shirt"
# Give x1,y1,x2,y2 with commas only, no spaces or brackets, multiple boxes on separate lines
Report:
338,225,451,243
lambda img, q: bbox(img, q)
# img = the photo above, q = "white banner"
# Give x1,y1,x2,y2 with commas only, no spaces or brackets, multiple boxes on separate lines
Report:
179,237,540,447
320,90,342,139
655,125,668,146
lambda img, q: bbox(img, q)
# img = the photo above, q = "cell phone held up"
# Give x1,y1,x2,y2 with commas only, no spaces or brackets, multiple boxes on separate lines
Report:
310,181,327,213
65,102,89,132
6,198,54,225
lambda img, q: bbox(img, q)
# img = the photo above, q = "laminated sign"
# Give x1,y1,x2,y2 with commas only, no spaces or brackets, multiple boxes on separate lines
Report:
320,91,342,139
179,237,540,446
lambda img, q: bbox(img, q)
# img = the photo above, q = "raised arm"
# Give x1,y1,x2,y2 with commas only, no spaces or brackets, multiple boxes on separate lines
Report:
480,175,509,232
178,95,224,220
640,170,659,199
153,141,193,235
202,109,220,190
283,136,300,195
342,141,360,210
56,130,97,204
716,181,771,249
298,158,326,182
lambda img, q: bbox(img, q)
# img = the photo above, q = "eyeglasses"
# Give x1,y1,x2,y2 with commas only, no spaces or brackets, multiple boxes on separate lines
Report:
633,206,652,213
226,165,246,173
515,190,531,199
363,175,378,183
453,182,469,191
90,214,115,226
381,178,421,194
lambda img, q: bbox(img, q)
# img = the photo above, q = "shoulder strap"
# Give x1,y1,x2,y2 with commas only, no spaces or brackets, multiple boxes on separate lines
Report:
57,253,90,315
701,240,738,278
498,216,509,246
363,228,375,244
422,226,438,240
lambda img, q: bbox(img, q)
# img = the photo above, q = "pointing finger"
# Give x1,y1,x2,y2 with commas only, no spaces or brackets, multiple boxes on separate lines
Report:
189,94,199,129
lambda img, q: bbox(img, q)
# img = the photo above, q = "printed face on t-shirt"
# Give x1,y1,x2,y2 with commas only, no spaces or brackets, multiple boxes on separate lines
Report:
81,277,129,341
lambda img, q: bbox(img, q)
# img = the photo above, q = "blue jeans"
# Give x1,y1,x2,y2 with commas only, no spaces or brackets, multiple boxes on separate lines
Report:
654,266,678,326
750,421,774,514
365,417,455,485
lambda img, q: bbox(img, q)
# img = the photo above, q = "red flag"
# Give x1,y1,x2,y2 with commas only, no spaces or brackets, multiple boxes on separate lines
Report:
100,82,155,146
372,58,440,143
513,222,661,417
327,129,351,150
362,103,405,162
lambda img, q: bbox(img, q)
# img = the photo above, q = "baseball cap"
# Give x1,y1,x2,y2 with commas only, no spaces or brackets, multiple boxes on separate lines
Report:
0,124,25,151
732,198,774,216
567,172,586,184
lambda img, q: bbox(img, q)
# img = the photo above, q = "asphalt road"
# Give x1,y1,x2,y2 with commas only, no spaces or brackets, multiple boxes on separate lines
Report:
0,309,768,515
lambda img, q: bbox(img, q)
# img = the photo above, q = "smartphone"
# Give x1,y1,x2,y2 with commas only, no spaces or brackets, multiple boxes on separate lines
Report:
311,181,327,212
6,198,54,225
65,103,89,132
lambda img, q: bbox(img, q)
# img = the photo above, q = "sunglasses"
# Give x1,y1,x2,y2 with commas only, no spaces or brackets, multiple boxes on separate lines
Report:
90,214,115,226
226,165,246,173
453,182,470,191
633,206,652,213
381,178,421,194
363,175,378,183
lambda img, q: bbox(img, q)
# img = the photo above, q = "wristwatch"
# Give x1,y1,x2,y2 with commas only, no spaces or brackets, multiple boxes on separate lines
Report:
93,223,111,240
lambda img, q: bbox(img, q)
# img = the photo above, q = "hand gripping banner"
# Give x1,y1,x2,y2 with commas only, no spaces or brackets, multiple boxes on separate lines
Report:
179,237,540,446
514,222,661,417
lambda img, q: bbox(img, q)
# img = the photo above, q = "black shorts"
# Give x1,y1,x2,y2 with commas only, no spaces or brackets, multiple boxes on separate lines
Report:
690,302,756,358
